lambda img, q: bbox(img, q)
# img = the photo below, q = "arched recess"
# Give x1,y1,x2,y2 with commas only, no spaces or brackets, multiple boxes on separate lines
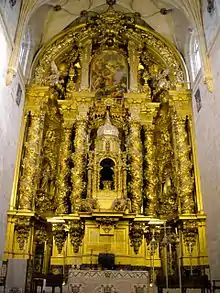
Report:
29,6,189,90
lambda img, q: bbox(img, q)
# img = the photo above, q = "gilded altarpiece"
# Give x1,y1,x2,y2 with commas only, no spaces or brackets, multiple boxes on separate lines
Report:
4,6,208,289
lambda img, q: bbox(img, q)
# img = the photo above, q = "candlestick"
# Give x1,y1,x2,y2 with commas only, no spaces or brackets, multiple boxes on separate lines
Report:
42,278,46,293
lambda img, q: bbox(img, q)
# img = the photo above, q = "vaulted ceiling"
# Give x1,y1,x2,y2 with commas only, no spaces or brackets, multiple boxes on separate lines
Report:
27,0,193,55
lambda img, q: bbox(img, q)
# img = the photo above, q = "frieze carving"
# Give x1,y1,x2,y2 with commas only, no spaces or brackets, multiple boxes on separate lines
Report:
14,217,31,250
129,222,145,254
53,224,68,254
69,220,85,253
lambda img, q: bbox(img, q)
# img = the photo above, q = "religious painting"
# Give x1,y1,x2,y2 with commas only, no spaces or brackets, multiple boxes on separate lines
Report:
91,51,127,98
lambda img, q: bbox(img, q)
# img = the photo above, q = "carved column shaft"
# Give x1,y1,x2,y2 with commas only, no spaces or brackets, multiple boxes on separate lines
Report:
128,41,140,92
144,125,157,216
71,119,87,207
129,120,143,213
174,116,195,214
56,121,72,214
18,111,45,210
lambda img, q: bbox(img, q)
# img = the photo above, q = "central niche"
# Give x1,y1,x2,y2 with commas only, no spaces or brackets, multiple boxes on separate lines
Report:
100,158,115,190
90,50,128,97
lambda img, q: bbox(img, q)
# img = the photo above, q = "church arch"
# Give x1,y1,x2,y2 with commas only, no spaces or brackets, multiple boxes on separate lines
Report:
30,7,189,89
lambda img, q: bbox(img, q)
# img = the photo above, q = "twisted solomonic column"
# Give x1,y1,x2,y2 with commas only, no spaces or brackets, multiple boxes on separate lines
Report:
71,119,87,210
129,120,143,213
143,124,157,216
174,115,195,214
18,111,45,210
56,121,72,214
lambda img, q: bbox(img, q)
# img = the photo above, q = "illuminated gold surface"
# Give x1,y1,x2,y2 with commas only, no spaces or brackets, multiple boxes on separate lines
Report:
4,7,208,276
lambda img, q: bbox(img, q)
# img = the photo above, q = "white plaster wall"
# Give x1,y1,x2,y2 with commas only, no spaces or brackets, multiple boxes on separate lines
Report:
0,15,25,260
0,0,22,42
202,0,220,50
192,26,220,279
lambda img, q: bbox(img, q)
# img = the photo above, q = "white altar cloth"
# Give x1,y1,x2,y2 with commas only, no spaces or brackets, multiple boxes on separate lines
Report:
67,269,149,293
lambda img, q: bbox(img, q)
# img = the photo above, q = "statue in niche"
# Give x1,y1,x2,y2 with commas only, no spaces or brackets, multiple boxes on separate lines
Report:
39,160,54,195
148,65,171,101
49,61,69,99
138,64,151,97
100,158,115,190
66,62,81,94
91,51,127,98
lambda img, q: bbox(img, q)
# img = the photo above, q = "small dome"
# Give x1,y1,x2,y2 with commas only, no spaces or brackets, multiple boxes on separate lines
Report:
97,111,119,137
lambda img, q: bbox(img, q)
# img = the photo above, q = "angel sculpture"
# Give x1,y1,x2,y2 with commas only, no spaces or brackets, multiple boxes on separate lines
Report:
49,60,60,86
48,61,66,99
157,68,170,89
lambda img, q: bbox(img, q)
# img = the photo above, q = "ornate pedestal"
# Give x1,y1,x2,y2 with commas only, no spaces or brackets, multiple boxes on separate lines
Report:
67,270,149,293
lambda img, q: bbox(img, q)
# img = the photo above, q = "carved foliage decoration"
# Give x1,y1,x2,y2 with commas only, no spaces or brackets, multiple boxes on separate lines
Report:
69,220,85,253
129,222,144,254
53,224,68,254
14,217,31,250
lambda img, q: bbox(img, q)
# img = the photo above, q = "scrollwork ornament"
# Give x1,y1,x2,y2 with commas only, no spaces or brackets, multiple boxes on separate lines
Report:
129,222,144,254
53,224,68,254
69,220,85,253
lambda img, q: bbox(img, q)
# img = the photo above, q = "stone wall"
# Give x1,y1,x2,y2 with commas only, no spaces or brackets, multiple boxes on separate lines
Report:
0,12,24,260
191,1,220,280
